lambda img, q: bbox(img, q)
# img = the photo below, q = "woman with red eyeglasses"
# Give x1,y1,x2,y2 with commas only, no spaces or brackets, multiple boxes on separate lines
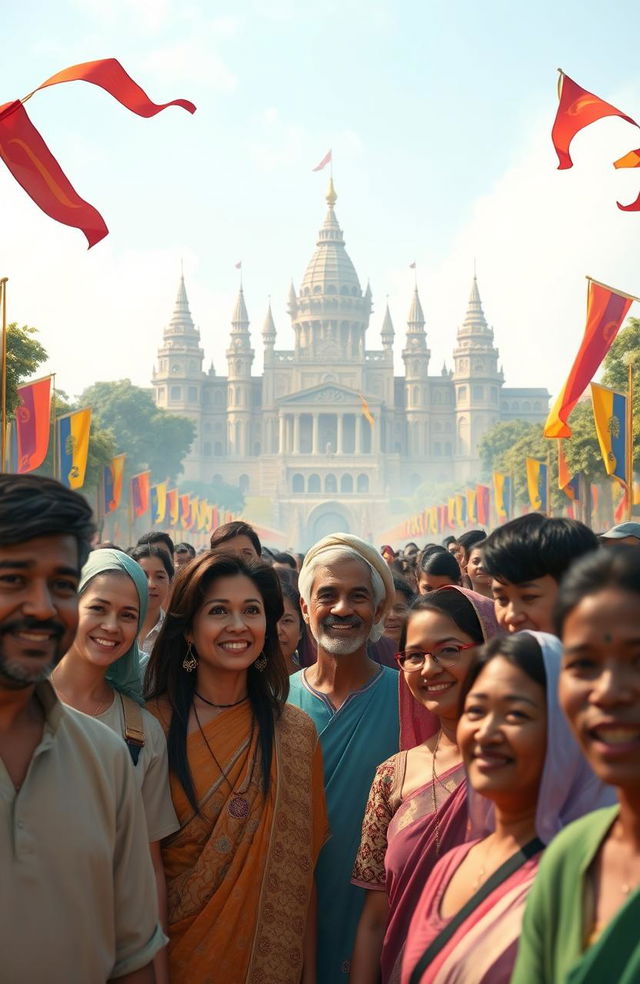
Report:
350,587,498,984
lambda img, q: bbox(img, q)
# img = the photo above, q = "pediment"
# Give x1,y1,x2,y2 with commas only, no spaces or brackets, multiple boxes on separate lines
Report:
278,383,366,406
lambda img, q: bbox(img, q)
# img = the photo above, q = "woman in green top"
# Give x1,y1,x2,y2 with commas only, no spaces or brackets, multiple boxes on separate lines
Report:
511,545,640,984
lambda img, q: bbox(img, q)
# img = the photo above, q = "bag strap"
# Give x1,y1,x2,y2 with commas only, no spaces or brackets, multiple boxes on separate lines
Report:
118,692,145,766
409,837,544,984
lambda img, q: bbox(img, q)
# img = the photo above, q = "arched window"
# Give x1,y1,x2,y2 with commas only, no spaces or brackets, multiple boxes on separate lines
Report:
340,474,353,493
325,474,337,493
292,474,304,493
308,474,321,493
357,474,369,493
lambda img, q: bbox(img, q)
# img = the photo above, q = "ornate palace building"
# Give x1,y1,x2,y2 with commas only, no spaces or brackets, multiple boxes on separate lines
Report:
152,179,548,547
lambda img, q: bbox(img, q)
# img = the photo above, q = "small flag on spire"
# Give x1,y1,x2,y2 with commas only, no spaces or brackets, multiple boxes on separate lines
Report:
235,260,242,269
409,262,416,269
359,393,375,427
312,149,332,172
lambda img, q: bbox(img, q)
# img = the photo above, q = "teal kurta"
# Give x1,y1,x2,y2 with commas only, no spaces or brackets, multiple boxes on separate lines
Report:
288,664,399,982
511,805,640,984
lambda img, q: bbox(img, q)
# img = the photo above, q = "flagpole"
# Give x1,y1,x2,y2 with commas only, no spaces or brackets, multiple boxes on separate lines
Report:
627,355,635,521
0,278,7,472
51,373,59,480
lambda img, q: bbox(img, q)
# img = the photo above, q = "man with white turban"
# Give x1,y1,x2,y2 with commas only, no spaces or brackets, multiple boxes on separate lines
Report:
289,533,400,983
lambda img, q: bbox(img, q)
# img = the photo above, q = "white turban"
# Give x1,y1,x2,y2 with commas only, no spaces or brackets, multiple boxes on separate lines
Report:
299,533,395,642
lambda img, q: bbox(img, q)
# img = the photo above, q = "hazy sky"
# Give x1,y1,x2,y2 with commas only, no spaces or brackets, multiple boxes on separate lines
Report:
3,0,640,401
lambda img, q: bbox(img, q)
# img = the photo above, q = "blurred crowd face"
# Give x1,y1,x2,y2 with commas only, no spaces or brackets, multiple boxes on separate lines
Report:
217,535,260,563
448,541,465,567
277,595,302,664
174,548,193,570
560,587,640,793
383,590,411,644
491,575,558,634
417,570,457,595
137,554,171,617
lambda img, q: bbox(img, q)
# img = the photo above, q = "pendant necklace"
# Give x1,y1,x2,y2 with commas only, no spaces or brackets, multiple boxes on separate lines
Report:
193,702,254,819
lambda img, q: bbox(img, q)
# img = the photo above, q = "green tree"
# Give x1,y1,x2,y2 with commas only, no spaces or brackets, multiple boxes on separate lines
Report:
79,379,195,482
477,419,532,479
5,323,48,417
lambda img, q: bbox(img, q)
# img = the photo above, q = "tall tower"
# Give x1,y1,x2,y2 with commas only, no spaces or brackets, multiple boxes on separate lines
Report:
402,287,431,456
152,274,204,413
452,275,502,473
289,178,371,368
226,286,254,457
261,302,278,453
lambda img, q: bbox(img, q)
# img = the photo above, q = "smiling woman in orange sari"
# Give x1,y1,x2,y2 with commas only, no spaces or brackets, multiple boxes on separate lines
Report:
145,553,328,984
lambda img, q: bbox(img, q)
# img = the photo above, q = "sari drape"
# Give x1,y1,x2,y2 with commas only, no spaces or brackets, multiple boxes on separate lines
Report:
353,754,467,983
160,701,327,984
401,840,542,984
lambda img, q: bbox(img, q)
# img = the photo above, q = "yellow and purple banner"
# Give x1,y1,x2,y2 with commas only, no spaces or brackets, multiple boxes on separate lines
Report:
58,407,91,489
466,488,477,524
526,458,548,512
104,454,126,514
590,383,628,486
150,482,167,524
493,472,511,521
167,488,179,527
15,376,52,474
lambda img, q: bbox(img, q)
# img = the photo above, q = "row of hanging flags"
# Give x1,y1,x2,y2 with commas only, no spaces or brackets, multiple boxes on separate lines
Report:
8,377,232,531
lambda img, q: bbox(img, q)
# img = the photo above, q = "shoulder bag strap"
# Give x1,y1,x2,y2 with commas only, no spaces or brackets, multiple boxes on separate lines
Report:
409,837,545,984
118,692,145,766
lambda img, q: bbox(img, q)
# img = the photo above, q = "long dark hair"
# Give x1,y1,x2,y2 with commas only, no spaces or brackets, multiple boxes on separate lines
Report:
144,553,288,811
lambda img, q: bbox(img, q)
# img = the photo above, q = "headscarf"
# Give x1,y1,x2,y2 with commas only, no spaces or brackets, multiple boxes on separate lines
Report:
399,586,499,751
298,533,395,643
78,548,148,705
467,631,615,843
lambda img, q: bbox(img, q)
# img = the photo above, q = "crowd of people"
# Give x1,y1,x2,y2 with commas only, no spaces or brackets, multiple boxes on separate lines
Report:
2,472,640,983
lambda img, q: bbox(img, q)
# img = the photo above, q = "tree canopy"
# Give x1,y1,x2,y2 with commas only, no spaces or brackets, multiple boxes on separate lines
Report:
5,323,48,418
78,379,196,482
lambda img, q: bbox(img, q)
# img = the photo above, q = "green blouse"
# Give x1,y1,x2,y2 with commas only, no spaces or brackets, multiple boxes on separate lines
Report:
511,805,640,984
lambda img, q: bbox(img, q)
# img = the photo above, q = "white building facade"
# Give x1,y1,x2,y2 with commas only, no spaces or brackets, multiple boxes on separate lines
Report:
153,180,548,547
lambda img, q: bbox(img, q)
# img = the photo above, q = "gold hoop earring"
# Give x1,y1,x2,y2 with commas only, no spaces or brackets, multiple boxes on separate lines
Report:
254,652,267,672
182,641,198,672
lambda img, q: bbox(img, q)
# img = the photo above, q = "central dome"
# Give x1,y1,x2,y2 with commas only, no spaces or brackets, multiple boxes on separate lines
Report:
300,179,362,299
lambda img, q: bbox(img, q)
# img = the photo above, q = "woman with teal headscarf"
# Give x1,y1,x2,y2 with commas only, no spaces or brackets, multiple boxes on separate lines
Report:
52,549,178,984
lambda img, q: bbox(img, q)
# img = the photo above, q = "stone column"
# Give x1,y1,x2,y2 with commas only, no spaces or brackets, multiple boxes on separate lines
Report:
293,413,300,454
336,414,343,454
355,414,362,454
312,415,319,455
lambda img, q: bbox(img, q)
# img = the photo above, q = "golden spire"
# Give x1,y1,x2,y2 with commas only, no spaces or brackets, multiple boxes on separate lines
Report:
326,176,337,207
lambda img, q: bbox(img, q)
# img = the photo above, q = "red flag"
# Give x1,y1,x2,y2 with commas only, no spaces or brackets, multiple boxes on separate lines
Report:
614,488,628,523
312,149,332,172
551,71,637,170
544,279,636,439
35,59,196,117
476,485,490,525
15,376,52,473
0,100,108,247
0,58,195,247
131,471,150,517
180,494,192,529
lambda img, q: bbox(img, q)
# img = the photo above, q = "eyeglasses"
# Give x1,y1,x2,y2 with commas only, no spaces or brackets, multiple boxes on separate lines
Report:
395,642,477,671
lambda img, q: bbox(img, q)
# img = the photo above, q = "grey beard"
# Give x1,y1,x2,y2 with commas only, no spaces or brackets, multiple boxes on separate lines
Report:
316,626,369,656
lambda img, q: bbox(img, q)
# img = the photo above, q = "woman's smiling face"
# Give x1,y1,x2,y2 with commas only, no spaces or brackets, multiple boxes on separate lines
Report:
75,572,140,668
402,608,479,720
187,574,267,673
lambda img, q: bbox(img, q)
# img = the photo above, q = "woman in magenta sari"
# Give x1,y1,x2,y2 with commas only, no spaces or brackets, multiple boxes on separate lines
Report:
349,587,498,984
402,631,613,984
